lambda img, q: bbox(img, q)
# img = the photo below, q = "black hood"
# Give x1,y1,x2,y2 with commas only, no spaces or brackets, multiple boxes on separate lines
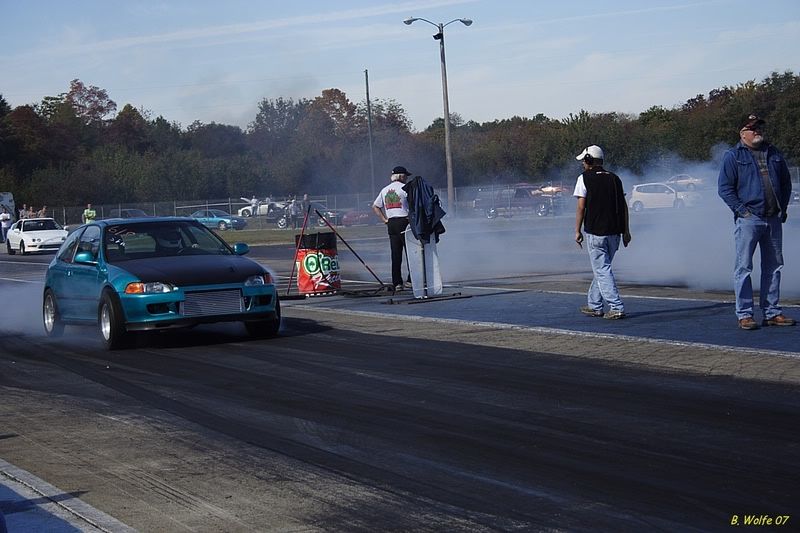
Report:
118,255,266,285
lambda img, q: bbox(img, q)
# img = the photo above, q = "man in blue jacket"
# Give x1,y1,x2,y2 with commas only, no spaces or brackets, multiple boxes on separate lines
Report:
718,114,794,330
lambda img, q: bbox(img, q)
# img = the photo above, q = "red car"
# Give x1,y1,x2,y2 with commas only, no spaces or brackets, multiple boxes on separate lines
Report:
341,206,381,226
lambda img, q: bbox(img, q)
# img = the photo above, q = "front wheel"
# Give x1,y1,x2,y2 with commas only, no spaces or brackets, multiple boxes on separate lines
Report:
241,209,252,218
6,241,14,255
674,199,685,209
19,242,26,255
485,208,497,220
632,201,644,213
99,291,127,350
43,289,65,337
245,299,281,338
276,216,288,229
217,221,229,231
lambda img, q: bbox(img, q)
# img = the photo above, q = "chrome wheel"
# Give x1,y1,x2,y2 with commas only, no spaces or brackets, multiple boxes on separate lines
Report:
100,301,112,341
42,289,64,337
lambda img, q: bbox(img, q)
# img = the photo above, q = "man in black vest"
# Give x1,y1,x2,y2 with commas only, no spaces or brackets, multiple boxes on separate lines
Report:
573,145,631,319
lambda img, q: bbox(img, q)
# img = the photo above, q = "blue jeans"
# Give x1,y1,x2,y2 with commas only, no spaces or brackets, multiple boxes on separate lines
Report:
585,233,623,313
733,215,783,319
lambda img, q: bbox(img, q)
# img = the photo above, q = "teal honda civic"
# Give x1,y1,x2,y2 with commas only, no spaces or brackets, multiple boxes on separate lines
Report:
42,217,280,349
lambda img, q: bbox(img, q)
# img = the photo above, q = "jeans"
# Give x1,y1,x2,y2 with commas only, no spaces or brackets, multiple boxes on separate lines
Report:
733,215,783,319
585,233,623,313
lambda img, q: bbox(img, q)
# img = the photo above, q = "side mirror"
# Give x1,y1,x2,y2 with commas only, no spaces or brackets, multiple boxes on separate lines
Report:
232,242,249,255
74,250,97,264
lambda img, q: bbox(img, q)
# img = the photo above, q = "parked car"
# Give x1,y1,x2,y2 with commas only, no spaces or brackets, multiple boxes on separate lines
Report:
342,204,382,226
473,183,562,219
6,217,68,255
665,174,706,191
237,200,289,220
628,183,702,212
276,202,342,229
42,218,280,349
107,208,151,219
189,209,247,231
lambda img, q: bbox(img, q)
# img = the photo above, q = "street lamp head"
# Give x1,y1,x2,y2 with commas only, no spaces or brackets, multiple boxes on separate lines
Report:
460,18,473,26
403,17,417,25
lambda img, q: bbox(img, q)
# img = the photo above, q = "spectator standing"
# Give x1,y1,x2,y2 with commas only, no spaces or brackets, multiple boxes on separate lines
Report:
82,203,97,224
37,205,47,218
0,207,11,242
573,145,631,320
372,166,412,291
18,204,27,219
718,114,795,330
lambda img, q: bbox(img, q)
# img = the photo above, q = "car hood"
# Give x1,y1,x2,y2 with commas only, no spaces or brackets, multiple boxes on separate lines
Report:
116,255,265,285
23,230,68,239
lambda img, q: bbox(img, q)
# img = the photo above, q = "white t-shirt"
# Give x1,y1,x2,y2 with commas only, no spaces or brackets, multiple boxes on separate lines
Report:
573,174,587,198
373,181,409,219
0,212,11,229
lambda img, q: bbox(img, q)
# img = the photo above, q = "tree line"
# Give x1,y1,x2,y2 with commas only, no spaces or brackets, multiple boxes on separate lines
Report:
1,72,798,207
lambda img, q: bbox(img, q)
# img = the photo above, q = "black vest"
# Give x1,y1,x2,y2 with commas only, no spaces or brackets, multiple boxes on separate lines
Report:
582,167,626,236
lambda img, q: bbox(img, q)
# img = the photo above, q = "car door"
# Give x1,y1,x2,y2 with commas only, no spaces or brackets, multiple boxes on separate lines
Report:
48,228,82,317
69,225,105,320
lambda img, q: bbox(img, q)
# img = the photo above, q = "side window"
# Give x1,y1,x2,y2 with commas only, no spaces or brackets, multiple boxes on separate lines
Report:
57,230,82,263
78,225,102,259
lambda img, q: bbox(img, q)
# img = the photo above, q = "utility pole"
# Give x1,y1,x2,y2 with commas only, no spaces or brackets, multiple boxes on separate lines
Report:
365,69,376,199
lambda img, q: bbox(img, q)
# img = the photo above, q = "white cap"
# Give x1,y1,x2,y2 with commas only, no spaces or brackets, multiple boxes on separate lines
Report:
575,145,604,161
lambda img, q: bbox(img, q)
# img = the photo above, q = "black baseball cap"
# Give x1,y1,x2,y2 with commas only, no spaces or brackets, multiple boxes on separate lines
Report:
740,114,765,131
392,166,412,175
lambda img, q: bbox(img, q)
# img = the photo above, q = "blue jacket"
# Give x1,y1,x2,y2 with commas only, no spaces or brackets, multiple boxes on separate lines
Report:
403,176,446,244
718,141,792,219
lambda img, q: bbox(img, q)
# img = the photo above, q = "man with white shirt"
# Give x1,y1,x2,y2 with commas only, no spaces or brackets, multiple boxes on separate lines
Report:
573,145,631,320
373,166,412,291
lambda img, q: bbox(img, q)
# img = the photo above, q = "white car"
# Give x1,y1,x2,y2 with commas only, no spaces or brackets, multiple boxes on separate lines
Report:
665,174,706,191
628,183,701,212
5,218,68,255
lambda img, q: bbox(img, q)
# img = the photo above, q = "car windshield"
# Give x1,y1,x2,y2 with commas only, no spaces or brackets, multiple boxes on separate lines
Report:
23,219,61,231
103,221,232,262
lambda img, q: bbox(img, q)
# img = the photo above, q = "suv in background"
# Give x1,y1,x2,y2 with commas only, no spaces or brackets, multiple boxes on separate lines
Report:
108,208,151,219
473,183,564,219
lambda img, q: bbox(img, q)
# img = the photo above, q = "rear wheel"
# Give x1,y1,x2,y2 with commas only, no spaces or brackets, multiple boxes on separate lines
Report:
632,201,644,212
99,291,127,350
42,289,65,337
674,199,685,209
485,208,497,219
686,183,696,191
241,209,252,217
245,299,281,339
276,216,288,229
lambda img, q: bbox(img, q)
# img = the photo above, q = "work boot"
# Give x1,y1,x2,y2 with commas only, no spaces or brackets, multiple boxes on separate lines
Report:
580,306,603,317
604,310,626,320
738,317,759,330
763,314,796,327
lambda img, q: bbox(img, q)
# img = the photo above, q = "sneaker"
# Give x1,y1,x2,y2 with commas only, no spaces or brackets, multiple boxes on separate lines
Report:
580,306,603,317
763,314,796,327
393,284,405,292
604,310,626,320
738,317,759,330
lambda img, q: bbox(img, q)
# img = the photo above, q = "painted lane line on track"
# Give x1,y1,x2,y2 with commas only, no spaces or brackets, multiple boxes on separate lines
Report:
291,305,800,360
0,459,136,532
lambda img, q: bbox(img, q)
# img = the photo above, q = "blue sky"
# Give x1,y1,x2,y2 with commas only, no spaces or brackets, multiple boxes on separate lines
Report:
2,0,799,131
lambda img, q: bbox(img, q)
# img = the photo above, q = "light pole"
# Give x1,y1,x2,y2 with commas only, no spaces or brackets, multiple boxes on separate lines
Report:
404,16,472,214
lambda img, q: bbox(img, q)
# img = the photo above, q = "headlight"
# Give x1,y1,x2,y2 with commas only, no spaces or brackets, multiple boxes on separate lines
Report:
245,273,272,286
125,282,176,294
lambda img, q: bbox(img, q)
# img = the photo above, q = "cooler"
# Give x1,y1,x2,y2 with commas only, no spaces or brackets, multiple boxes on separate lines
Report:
295,232,340,294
